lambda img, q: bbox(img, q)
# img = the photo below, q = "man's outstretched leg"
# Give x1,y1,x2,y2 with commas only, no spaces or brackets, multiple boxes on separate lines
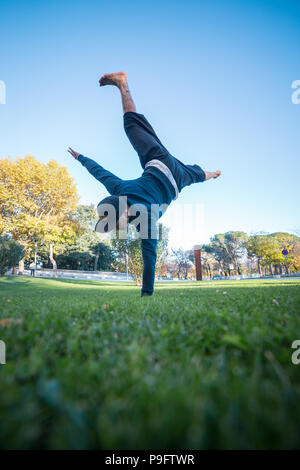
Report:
99,71,222,179
99,71,136,114
99,71,170,168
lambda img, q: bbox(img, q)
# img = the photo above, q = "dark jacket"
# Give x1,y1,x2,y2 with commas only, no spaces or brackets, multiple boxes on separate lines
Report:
77,154,205,295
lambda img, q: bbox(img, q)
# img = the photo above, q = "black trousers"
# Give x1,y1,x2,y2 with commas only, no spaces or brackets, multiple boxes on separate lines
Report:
123,111,171,168
123,112,205,190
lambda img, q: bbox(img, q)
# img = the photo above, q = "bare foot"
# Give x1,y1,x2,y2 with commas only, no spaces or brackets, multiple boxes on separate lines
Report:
99,71,127,88
204,170,222,181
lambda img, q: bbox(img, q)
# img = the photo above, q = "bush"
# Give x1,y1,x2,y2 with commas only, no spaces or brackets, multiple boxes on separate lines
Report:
55,243,115,271
0,234,25,275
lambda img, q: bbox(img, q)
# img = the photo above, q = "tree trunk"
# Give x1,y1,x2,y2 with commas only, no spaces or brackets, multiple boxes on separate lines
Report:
184,265,188,279
257,258,261,276
18,259,24,275
49,243,57,277
269,264,273,275
94,252,99,271
284,263,289,275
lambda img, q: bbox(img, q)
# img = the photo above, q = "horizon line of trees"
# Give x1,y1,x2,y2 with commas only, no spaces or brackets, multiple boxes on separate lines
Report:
166,231,300,280
1,155,299,282
202,230,300,278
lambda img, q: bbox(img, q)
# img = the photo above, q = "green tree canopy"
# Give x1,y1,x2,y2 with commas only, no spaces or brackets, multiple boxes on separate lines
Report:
203,231,248,275
0,234,25,275
0,155,80,272
41,205,115,271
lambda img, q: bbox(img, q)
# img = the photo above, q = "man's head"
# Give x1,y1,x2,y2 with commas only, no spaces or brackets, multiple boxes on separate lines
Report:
95,196,129,233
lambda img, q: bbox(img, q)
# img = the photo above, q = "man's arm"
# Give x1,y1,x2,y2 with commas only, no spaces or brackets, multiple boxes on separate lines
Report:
140,238,158,297
68,147,123,195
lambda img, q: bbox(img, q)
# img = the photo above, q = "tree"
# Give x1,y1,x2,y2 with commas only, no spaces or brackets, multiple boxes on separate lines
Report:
171,248,194,279
202,231,248,275
111,223,169,285
246,234,277,275
270,232,300,274
37,204,115,271
225,231,248,274
0,155,80,274
111,225,143,284
290,241,300,272
246,232,300,275
155,224,170,277
0,234,25,275
73,205,114,271
203,231,248,275
54,243,114,271
200,250,219,278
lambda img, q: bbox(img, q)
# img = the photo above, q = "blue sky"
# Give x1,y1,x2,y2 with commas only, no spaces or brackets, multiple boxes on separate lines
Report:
1,0,299,248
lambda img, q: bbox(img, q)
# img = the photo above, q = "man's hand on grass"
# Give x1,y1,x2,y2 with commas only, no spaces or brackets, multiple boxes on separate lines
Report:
68,147,80,160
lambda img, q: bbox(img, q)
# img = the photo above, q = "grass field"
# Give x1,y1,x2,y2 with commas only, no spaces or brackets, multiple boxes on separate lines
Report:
0,276,300,449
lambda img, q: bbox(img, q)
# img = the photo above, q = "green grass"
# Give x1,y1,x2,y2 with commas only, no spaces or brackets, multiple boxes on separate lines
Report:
0,276,300,449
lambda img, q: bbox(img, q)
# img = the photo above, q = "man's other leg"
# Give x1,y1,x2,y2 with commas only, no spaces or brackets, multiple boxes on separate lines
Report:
99,71,169,168
123,111,171,168
99,71,136,113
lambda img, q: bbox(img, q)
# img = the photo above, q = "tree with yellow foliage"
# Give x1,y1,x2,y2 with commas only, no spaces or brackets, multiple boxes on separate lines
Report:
246,232,300,275
0,155,80,273
270,232,300,274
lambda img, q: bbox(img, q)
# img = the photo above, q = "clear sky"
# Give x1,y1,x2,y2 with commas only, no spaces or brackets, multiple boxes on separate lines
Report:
1,0,299,248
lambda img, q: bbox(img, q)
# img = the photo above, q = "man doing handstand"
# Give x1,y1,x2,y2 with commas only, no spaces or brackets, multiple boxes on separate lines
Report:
68,72,221,297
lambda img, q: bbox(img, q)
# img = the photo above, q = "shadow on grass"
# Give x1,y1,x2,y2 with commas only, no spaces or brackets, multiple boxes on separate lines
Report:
0,275,137,294
1,276,299,298
48,277,134,288
0,276,33,289
156,279,300,290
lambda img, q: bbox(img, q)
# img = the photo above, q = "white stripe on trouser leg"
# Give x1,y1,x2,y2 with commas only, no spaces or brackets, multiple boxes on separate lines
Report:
145,159,178,199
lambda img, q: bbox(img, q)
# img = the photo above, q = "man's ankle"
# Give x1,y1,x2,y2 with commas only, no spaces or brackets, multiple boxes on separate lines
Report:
141,291,152,297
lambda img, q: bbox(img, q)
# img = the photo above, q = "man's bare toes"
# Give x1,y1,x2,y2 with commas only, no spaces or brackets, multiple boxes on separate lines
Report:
214,170,222,178
99,71,127,87
99,76,113,86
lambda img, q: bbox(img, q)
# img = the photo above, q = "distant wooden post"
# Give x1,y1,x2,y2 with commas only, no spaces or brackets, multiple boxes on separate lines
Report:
194,245,202,281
